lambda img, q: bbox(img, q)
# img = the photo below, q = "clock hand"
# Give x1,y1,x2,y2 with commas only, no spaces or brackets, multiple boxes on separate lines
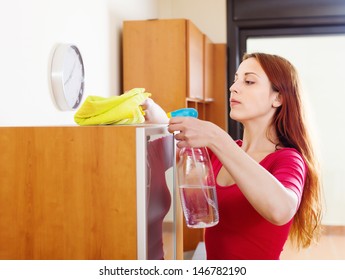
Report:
64,59,78,85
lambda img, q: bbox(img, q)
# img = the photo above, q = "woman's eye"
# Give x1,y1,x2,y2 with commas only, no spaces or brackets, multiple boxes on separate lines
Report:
245,80,254,85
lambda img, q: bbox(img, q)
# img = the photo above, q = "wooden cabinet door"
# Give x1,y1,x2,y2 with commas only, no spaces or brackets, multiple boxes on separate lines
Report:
0,126,138,260
123,19,187,113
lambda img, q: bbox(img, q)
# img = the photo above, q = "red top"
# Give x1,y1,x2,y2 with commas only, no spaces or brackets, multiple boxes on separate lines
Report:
205,141,306,260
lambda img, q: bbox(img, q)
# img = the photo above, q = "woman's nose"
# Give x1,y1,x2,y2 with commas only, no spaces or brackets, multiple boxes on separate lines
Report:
229,81,238,94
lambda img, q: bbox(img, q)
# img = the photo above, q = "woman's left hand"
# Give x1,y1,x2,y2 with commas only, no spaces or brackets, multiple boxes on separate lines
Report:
141,98,169,124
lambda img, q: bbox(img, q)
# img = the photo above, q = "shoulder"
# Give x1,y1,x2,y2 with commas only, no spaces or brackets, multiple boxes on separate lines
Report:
265,148,307,203
264,147,307,184
270,147,305,166
264,147,306,170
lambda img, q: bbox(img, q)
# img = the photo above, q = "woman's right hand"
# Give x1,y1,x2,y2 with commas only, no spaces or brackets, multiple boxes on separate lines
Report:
141,98,169,124
168,117,225,149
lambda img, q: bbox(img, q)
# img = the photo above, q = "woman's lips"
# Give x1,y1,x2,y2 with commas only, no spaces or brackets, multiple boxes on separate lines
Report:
230,99,241,107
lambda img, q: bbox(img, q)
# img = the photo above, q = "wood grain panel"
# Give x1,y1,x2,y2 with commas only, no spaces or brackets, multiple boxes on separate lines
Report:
123,19,187,113
0,126,137,259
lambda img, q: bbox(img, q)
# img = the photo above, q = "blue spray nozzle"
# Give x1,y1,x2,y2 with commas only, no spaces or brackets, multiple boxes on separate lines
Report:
167,108,198,118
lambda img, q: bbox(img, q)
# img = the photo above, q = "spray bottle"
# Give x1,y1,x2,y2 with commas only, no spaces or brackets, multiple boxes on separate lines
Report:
168,108,219,228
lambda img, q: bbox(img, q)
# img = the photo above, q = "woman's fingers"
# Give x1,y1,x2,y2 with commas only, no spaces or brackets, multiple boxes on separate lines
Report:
140,98,153,112
168,117,191,133
174,131,185,141
168,116,185,124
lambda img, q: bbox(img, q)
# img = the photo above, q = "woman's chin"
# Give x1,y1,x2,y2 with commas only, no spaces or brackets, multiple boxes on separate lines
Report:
229,112,240,121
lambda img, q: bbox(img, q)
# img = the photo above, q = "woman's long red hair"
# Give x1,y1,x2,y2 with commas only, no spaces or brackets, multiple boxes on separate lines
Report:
243,53,323,248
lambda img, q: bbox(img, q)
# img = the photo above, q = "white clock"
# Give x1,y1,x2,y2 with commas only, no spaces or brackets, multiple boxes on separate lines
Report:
51,44,85,110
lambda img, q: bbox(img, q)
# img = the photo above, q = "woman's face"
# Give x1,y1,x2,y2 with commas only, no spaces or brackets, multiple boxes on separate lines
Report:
229,57,280,125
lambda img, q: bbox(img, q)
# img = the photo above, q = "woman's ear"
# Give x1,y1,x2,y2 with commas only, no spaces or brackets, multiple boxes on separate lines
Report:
272,93,282,108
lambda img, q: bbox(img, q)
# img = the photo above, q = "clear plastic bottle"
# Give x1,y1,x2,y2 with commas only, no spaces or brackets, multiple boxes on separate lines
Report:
177,146,219,228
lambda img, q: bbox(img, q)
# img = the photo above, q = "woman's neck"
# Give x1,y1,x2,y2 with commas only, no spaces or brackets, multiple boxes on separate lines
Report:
241,122,277,154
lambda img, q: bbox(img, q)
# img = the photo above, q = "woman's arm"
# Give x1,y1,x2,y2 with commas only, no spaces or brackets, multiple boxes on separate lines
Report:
168,117,299,226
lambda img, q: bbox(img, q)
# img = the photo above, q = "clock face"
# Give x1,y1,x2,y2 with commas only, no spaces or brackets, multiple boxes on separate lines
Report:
63,46,84,109
51,44,85,110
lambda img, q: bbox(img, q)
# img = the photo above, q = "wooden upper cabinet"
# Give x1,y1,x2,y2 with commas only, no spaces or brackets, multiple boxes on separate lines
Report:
123,19,187,113
123,19,215,113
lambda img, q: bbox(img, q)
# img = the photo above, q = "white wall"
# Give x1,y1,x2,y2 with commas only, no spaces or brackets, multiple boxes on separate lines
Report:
0,0,158,126
158,0,227,43
0,0,226,126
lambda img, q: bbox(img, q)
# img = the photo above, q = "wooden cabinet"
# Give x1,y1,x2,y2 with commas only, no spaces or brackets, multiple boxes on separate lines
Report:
0,126,183,260
123,19,227,126
123,19,228,255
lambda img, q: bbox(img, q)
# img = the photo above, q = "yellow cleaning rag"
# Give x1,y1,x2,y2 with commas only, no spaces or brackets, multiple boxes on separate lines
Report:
74,88,151,125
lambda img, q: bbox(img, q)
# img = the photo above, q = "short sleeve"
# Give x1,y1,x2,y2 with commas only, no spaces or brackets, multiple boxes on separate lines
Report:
268,149,307,206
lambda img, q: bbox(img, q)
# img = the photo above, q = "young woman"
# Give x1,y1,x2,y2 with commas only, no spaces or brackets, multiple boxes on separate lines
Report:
142,52,323,260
